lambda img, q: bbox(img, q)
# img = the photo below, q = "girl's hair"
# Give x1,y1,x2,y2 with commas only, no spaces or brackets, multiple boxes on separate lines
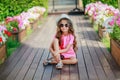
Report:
55,18,78,52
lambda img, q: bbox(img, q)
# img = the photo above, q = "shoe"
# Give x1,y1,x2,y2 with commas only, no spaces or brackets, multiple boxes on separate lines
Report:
43,57,55,66
56,61,63,69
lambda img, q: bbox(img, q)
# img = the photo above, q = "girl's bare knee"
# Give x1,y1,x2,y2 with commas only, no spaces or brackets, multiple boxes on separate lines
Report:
71,58,78,64
53,38,59,43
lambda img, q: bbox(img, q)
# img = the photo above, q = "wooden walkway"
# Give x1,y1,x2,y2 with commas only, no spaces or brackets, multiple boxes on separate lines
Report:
0,15,120,80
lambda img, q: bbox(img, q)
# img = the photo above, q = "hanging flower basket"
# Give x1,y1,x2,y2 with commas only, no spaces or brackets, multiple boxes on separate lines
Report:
110,39,120,66
0,44,7,64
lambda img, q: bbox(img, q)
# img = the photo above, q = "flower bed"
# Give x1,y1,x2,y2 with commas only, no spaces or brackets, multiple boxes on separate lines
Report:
110,39,120,66
0,6,46,59
85,1,119,34
85,1,120,66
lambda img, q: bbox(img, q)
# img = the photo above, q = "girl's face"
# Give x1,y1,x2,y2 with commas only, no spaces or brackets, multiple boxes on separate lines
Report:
59,19,69,34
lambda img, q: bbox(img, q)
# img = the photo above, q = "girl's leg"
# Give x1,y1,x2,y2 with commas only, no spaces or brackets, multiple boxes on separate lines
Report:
51,38,61,62
62,57,78,64
43,38,60,65
51,38,63,69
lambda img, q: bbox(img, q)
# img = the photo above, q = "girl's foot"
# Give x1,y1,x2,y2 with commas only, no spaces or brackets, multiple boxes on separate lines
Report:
56,61,63,69
43,57,56,66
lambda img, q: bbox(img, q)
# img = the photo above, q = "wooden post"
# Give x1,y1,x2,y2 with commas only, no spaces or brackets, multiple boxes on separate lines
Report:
78,0,83,9
118,0,120,10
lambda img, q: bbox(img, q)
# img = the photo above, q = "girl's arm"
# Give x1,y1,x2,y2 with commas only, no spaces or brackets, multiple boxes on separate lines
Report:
58,44,72,54
49,42,55,54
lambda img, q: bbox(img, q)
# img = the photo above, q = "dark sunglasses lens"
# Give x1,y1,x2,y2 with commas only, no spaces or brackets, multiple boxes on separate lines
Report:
65,24,69,27
59,24,64,27
59,24,69,27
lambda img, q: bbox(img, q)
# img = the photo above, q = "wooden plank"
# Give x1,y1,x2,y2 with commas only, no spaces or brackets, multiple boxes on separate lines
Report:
14,48,39,80
84,22,108,80
33,49,49,80
86,18,116,80
70,16,79,80
79,16,98,80
23,48,44,80
0,45,22,74
0,44,22,69
97,42,116,80
84,17,116,79
42,52,53,80
87,41,107,80
77,47,89,80
51,65,61,80
70,64,79,80
42,62,53,80
0,45,29,80
73,15,88,80
6,47,33,80
61,65,70,80
83,52,98,80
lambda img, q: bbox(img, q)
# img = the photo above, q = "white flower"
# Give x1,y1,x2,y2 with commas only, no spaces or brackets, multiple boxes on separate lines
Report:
0,31,6,43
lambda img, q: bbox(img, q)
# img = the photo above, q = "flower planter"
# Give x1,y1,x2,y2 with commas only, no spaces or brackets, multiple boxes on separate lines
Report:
0,44,7,64
11,31,19,41
30,15,41,31
25,24,32,36
98,26,110,39
11,29,26,42
110,39,120,66
90,17,94,25
18,29,26,42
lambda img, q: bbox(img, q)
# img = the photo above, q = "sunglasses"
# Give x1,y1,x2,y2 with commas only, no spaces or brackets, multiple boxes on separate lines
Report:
59,24,69,28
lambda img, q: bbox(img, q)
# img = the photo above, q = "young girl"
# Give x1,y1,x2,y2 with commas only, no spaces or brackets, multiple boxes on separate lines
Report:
43,14,78,69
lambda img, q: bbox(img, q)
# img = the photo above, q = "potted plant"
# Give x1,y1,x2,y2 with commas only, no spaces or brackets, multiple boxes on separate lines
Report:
0,24,11,64
109,14,120,66
5,16,26,42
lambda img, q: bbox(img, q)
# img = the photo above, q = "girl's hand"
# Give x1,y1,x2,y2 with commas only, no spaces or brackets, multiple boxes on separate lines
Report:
53,50,59,57
53,51,60,62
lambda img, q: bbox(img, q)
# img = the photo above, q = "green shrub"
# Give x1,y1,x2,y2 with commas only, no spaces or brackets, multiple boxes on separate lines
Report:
100,0,118,8
83,0,118,10
0,0,48,21
110,25,120,42
6,37,20,57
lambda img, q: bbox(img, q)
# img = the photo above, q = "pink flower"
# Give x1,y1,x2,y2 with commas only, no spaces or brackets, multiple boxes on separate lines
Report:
108,19,114,26
0,25,6,32
13,16,23,28
5,17,14,24
116,17,120,26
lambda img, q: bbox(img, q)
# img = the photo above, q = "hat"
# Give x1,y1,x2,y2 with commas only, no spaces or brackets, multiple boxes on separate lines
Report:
56,14,72,24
